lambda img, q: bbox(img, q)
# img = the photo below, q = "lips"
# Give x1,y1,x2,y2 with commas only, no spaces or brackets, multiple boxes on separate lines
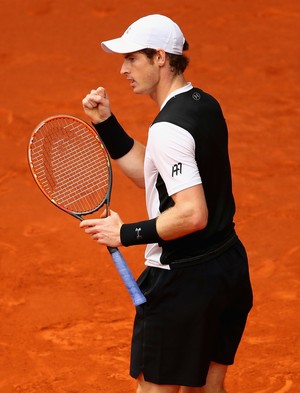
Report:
125,75,137,89
127,78,136,87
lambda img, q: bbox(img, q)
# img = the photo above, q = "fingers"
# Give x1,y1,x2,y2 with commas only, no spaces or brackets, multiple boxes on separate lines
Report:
96,86,108,98
80,221,107,243
82,86,111,123
79,219,98,229
79,220,104,242
79,212,121,231
82,88,105,109
79,214,122,248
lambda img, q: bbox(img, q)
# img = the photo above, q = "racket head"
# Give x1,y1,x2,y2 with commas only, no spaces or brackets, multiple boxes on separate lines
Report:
28,115,112,218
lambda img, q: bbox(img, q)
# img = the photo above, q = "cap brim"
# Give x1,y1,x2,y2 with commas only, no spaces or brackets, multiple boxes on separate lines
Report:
101,38,146,54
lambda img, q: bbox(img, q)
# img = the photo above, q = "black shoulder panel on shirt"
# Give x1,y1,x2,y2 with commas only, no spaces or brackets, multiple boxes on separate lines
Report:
152,88,236,265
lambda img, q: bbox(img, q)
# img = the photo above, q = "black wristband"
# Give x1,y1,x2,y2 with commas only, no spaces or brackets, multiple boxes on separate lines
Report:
120,218,161,247
93,114,134,159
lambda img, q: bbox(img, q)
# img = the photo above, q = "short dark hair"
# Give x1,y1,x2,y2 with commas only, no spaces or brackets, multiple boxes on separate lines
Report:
140,41,190,75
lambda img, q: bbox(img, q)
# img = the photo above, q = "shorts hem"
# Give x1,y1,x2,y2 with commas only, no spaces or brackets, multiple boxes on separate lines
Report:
130,370,207,388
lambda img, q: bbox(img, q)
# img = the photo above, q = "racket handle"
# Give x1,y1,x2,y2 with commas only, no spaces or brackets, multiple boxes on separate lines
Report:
107,247,147,307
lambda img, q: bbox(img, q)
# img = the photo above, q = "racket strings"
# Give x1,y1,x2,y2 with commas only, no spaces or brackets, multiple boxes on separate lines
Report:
30,118,110,213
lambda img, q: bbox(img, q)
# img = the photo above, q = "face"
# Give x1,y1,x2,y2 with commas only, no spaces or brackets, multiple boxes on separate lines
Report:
120,51,160,95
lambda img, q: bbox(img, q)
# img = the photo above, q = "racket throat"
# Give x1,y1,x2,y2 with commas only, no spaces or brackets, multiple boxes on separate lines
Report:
107,246,118,254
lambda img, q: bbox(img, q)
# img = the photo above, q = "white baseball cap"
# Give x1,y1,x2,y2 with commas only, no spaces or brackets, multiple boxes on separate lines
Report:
101,14,185,55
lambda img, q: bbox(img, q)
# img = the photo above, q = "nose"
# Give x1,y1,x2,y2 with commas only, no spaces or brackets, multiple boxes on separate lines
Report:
120,60,128,75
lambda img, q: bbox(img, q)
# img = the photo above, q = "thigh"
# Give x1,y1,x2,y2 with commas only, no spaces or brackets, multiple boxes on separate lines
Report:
211,241,253,364
131,266,213,387
131,244,251,388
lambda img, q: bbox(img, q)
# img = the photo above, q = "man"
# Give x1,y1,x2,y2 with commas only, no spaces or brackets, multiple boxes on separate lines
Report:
80,14,253,393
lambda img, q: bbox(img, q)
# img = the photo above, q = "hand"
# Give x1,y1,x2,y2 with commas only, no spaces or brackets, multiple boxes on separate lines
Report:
79,210,123,248
82,87,112,124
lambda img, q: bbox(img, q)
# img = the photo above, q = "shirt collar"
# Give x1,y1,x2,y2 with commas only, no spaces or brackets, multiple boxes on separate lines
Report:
160,82,193,110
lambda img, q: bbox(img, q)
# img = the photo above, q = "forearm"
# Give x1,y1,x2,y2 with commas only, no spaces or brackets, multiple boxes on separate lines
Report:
121,184,208,246
115,140,145,188
120,208,206,247
93,114,145,187
156,203,207,240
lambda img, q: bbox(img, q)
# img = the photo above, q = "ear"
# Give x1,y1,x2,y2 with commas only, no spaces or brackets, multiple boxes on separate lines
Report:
156,49,167,66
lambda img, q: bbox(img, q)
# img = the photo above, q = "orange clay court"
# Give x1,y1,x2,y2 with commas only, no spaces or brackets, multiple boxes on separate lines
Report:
0,1,299,392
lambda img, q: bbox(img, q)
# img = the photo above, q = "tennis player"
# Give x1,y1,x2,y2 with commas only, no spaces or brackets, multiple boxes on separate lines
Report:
80,14,253,393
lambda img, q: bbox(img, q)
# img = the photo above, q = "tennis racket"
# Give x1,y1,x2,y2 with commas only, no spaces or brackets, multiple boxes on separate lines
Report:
28,114,146,307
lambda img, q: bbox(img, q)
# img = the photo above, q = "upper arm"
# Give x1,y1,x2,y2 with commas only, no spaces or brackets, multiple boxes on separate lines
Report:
148,122,202,195
148,123,208,239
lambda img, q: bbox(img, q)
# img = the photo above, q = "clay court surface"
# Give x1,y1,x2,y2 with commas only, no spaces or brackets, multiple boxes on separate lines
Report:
0,0,299,392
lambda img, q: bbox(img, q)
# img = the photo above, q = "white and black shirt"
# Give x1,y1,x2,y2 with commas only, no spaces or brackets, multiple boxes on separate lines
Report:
144,83,236,269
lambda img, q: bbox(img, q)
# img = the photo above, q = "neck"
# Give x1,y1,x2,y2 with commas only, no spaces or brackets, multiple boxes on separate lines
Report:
150,73,188,107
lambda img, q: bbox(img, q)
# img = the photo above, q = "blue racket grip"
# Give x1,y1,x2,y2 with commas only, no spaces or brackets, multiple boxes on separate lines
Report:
108,247,147,306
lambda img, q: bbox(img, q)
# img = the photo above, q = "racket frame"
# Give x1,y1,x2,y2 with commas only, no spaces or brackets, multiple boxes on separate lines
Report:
28,114,112,219
28,114,146,307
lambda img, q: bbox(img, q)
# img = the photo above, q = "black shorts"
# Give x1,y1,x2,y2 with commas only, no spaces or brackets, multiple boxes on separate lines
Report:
130,239,253,387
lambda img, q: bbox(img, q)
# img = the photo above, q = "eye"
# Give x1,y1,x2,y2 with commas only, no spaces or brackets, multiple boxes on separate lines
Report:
124,53,137,63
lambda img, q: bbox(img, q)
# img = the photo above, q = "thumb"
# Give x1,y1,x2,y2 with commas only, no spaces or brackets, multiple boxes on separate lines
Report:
96,86,108,99
100,208,108,218
109,209,119,218
109,209,123,223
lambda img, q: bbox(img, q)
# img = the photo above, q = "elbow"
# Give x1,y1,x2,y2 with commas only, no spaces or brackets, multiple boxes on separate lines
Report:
185,206,208,233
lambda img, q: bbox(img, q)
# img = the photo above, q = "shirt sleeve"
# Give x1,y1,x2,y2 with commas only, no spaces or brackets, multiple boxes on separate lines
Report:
147,122,202,196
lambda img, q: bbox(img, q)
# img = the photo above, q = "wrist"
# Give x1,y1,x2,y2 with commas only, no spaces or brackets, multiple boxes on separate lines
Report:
120,218,161,247
91,112,112,125
93,114,134,159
